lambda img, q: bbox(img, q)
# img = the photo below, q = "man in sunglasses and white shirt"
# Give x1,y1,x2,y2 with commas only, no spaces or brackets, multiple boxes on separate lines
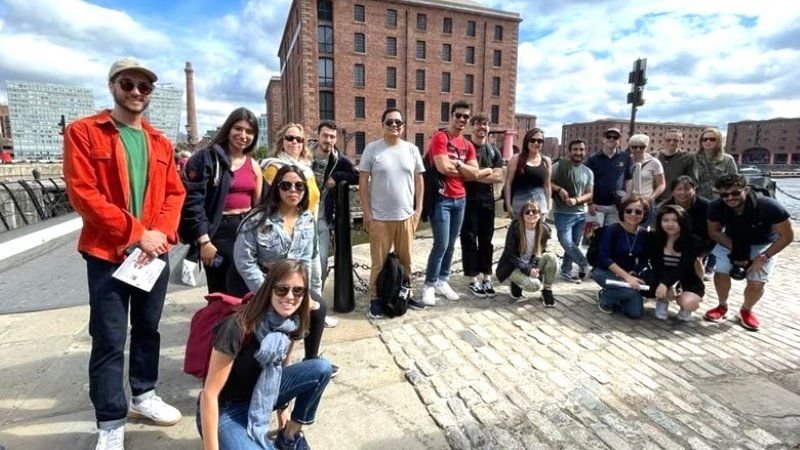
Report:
359,108,426,319
63,58,186,450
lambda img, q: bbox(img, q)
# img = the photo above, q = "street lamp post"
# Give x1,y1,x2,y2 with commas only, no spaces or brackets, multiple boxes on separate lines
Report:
627,58,647,136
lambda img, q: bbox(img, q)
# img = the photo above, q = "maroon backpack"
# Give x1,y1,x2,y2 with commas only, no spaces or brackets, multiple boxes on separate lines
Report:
184,292,253,379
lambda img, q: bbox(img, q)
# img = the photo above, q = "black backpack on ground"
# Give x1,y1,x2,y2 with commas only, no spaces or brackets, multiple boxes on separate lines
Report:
585,226,607,268
376,252,411,317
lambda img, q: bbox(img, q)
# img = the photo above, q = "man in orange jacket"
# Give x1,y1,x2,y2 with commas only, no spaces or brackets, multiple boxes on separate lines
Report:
63,58,186,450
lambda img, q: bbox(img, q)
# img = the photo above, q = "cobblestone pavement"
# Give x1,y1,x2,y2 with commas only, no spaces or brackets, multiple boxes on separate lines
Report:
358,224,800,449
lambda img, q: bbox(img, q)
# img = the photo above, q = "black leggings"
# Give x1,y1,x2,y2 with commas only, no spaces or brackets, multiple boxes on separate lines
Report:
204,214,244,294
226,268,327,360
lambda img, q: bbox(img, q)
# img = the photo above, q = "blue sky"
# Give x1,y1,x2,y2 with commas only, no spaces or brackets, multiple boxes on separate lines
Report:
1,0,798,144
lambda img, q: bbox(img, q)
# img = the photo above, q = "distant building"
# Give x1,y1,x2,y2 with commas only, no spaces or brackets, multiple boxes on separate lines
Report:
266,77,283,151
6,81,95,159
0,104,11,150
561,119,712,154
257,113,268,148
514,113,537,149
542,137,559,159
269,0,522,158
726,117,800,165
145,83,183,144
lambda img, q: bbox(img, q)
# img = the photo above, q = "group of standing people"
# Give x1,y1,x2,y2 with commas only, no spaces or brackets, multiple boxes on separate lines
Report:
62,57,794,450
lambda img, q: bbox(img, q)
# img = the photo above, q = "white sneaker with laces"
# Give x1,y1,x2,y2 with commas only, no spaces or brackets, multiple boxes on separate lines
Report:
95,425,124,450
324,315,339,328
655,301,669,320
676,308,692,322
435,281,460,300
128,394,182,426
421,285,436,306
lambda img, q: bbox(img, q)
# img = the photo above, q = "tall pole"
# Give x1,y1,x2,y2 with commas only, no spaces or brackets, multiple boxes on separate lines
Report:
627,58,647,136
184,62,199,150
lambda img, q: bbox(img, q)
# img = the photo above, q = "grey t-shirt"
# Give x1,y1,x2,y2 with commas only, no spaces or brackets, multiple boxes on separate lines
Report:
551,161,594,214
358,139,425,221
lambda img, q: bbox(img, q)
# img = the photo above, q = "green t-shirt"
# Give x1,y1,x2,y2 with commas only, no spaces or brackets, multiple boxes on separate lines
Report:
116,122,149,219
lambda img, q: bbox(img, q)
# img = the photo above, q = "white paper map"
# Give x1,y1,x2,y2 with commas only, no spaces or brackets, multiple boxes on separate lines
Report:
112,248,166,292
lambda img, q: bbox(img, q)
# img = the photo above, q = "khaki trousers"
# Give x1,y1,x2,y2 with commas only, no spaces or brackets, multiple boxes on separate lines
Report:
368,217,415,299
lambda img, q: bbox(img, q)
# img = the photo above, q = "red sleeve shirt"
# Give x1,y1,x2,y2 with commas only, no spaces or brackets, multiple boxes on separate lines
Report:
428,131,476,199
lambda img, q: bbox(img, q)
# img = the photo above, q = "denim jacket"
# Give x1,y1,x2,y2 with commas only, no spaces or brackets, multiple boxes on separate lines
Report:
234,209,316,293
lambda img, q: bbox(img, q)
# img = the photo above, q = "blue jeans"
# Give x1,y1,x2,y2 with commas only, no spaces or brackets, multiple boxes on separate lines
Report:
196,359,332,449
554,212,588,276
590,268,644,319
425,196,466,284
84,253,170,428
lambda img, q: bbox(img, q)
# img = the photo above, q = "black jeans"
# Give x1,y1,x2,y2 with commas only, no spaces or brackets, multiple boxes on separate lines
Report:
460,197,496,276
205,213,244,295
84,253,170,427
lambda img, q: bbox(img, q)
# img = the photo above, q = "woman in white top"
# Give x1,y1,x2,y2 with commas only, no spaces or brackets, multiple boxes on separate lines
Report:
625,133,664,229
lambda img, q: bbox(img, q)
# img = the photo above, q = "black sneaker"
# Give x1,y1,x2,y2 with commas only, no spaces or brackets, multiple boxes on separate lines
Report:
367,300,384,319
596,289,613,314
482,279,497,297
578,265,588,280
510,282,523,301
541,289,556,308
275,429,310,450
560,272,582,284
469,281,486,298
408,298,427,310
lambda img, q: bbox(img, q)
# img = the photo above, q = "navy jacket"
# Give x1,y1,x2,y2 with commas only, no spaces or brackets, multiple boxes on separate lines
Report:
496,221,552,282
179,144,233,242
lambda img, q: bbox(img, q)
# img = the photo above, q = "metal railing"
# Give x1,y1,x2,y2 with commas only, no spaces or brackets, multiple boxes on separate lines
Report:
0,177,72,233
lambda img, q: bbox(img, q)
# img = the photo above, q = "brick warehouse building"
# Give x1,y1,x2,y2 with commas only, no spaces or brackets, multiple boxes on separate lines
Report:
726,117,800,165
268,0,521,158
561,119,712,156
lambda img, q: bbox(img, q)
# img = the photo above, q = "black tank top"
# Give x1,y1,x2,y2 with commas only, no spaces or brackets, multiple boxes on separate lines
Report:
512,159,548,193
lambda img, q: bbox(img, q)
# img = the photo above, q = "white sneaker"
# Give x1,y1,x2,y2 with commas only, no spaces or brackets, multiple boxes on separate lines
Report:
95,426,124,450
655,301,669,320
421,285,436,306
435,281,460,300
676,308,692,322
129,394,182,426
324,315,339,328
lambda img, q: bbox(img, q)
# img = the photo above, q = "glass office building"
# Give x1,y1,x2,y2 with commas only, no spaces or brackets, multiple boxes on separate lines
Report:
145,83,183,144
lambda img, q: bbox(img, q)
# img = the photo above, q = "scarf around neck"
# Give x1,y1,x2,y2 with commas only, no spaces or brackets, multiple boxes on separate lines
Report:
246,309,299,448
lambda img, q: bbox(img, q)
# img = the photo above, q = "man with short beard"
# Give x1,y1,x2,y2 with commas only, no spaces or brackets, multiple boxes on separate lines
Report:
551,139,594,288
63,58,185,450
656,128,697,204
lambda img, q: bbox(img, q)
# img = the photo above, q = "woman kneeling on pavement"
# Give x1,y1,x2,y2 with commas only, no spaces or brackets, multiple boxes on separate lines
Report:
495,200,558,306
646,205,704,321
198,259,331,450
591,197,650,318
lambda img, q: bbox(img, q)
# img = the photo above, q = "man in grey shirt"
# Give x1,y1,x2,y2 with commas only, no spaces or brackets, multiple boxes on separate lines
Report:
657,128,697,204
358,107,425,318
551,139,595,285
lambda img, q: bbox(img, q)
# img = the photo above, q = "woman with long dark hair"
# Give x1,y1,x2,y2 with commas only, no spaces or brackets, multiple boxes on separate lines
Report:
231,164,336,376
180,107,263,294
503,128,552,218
198,259,331,450
646,205,704,321
495,200,558,306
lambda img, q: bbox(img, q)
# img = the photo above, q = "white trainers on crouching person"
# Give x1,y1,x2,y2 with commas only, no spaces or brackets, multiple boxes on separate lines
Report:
128,392,182,426
435,281,460,300
95,425,124,450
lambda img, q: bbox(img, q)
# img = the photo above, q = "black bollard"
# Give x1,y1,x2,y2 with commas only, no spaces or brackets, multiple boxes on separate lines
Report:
333,180,355,313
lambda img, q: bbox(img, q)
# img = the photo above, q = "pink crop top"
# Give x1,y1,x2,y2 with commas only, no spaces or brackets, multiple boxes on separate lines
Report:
224,157,257,211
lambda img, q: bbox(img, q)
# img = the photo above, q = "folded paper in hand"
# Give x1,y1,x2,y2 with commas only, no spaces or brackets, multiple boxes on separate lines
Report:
112,248,166,292
605,279,651,291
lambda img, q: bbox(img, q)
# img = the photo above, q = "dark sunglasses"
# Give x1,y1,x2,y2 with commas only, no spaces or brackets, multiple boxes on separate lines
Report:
702,137,717,142
630,145,646,150
605,135,620,140
624,208,644,215
284,135,305,143
529,138,544,144
454,112,471,120
273,284,306,299
384,119,404,127
278,181,307,192
117,78,154,95
719,190,743,198
523,209,540,215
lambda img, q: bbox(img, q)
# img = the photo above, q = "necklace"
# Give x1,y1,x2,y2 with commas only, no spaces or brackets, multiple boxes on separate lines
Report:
624,229,639,256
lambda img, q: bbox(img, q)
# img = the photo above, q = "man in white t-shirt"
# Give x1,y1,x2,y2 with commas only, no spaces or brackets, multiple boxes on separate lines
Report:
358,108,426,318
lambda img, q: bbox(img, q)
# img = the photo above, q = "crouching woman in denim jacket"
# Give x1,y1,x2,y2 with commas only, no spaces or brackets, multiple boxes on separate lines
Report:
198,259,332,449
495,200,558,306
231,164,334,376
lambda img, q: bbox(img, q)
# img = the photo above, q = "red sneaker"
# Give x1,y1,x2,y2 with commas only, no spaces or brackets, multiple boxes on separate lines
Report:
703,304,728,322
739,309,760,331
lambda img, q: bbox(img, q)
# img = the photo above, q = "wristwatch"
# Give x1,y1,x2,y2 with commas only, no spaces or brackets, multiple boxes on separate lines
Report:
454,160,462,170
